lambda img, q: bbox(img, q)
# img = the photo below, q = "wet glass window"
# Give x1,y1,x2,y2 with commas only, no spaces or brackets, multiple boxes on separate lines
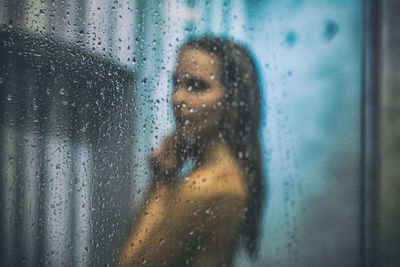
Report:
3,0,396,266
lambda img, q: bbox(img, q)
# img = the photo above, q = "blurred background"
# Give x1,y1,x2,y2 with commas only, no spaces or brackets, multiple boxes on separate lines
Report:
0,0,398,266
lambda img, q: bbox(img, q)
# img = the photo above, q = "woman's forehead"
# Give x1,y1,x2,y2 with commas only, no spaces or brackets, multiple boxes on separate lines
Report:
174,48,221,78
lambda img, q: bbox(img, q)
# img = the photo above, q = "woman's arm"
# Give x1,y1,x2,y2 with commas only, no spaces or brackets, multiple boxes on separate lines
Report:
117,184,246,267
117,185,170,266
117,133,185,266
117,157,247,266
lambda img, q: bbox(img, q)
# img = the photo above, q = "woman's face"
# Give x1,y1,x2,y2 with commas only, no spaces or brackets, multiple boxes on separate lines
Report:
172,48,225,139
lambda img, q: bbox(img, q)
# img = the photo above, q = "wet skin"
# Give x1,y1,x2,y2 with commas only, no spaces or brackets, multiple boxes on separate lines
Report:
118,49,248,267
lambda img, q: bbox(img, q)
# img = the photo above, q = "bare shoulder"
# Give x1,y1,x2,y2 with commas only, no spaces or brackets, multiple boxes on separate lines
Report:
178,154,248,203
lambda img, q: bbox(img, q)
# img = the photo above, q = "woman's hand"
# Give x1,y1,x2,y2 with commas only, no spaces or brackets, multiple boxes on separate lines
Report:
149,133,184,185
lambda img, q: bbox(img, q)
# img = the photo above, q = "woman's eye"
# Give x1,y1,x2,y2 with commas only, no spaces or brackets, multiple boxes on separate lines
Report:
187,79,208,92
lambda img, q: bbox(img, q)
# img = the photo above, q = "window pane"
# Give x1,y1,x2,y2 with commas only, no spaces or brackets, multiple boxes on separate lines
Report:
0,0,362,266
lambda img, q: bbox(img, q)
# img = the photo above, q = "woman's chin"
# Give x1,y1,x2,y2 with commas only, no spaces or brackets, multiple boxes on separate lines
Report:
176,128,196,139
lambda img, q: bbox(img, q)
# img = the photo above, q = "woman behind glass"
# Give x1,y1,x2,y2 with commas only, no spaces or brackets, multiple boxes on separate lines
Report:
118,36,265,267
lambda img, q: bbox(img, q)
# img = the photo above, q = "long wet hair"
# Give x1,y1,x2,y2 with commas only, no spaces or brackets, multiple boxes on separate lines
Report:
180,36,265,259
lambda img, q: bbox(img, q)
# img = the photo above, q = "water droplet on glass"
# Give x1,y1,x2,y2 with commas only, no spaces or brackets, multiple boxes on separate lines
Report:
324,20,339,41
285,31,298,48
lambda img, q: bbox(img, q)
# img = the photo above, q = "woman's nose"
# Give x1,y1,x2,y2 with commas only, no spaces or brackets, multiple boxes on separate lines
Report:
172,86,186,105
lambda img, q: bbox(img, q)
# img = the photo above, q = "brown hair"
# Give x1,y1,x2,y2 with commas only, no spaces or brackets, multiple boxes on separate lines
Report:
181,35,266,259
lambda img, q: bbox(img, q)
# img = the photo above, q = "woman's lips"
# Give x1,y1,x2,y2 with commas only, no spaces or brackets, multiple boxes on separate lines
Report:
174,112,192,127
175,114,183,125
174,106,187,120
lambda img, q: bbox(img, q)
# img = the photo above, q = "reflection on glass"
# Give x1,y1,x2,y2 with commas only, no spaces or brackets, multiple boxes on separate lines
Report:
118,36,265,266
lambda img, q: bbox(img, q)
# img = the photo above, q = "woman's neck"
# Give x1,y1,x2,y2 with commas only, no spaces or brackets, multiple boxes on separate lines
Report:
191,131,231,165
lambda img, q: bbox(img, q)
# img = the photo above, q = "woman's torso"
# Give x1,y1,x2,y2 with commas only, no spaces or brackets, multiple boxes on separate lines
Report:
176,144,248,266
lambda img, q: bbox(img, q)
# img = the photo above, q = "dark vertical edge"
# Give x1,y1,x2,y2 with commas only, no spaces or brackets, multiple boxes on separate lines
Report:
361,0,381,266
0,30,16,267
66,73,77,267
23,56,41,267
0,33,5,267
68,69,79,267
36,48,51,267
7,38,18,267
14,40,29,266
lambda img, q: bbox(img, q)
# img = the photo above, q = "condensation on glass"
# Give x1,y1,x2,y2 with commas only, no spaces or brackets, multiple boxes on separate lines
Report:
0,1,363,266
